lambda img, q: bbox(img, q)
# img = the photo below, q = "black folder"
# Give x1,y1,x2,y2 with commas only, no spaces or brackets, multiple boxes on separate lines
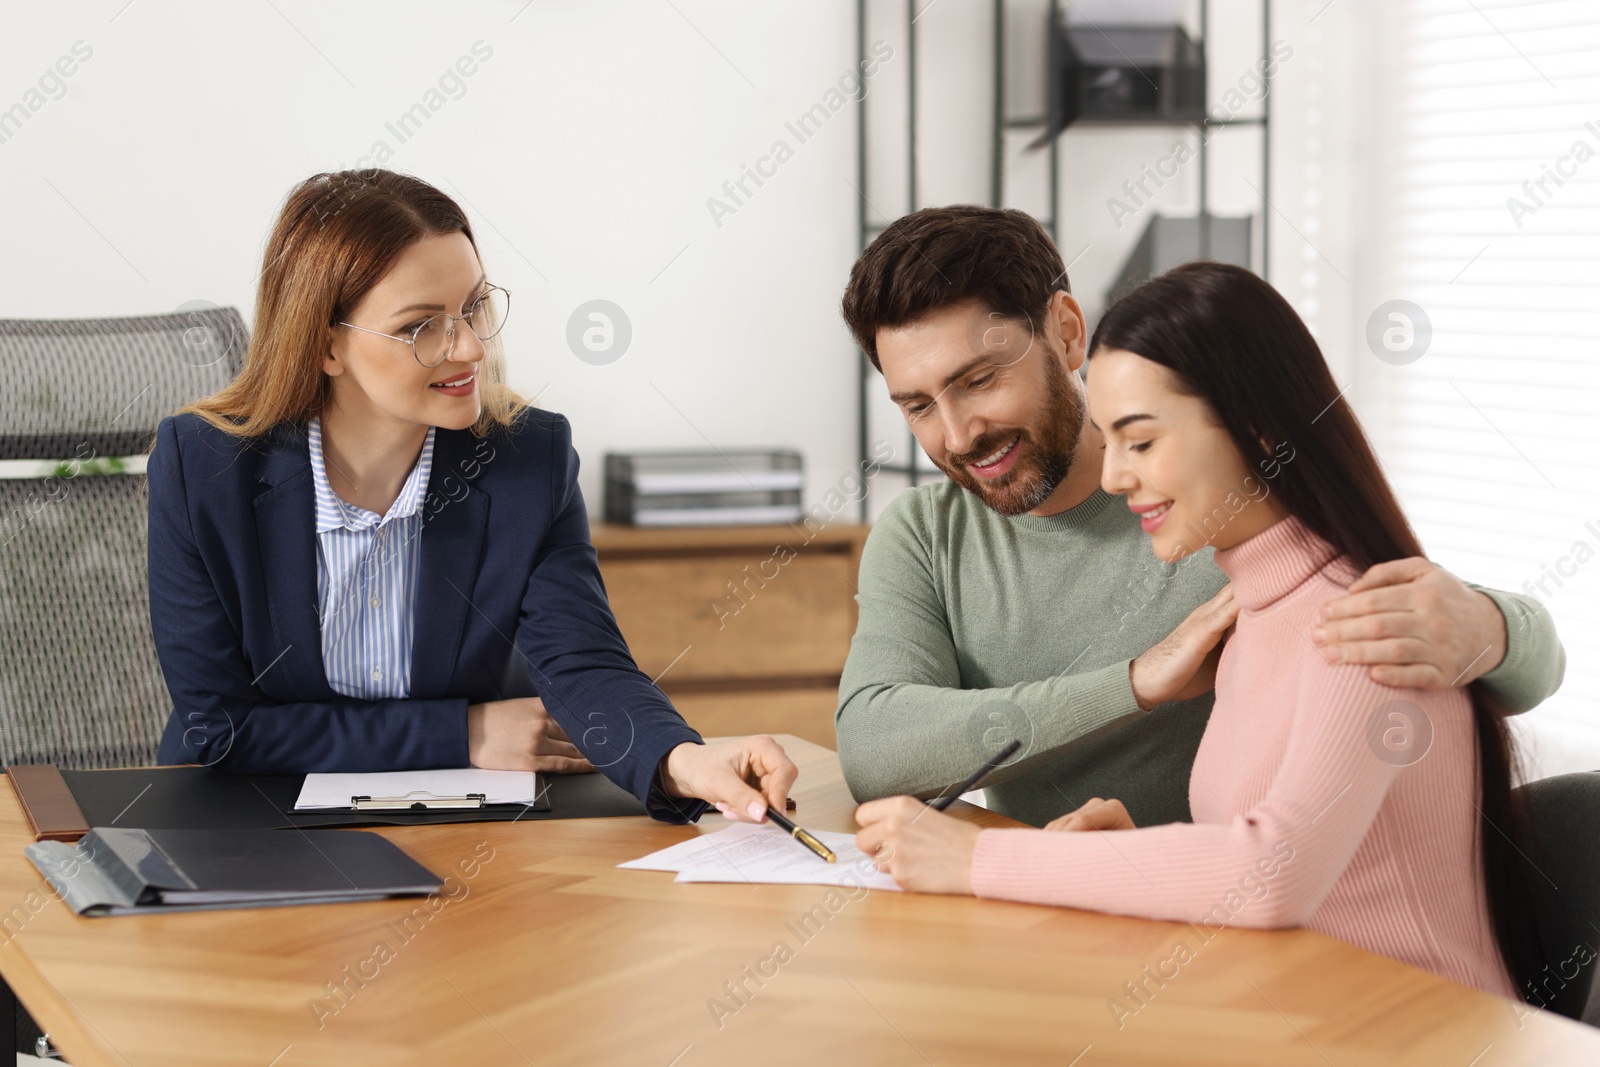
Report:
45,766,646,836
26,826,441,915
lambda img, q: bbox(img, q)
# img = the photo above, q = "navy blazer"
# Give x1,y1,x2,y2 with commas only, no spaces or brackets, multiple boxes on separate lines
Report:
147,408,707,822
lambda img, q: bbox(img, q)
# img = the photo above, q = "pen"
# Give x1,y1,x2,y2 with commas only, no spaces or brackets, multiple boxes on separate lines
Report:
766,805,836,863
927,740,1022,811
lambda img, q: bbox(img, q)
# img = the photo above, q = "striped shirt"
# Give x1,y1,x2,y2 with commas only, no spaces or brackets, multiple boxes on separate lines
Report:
307,416,436,700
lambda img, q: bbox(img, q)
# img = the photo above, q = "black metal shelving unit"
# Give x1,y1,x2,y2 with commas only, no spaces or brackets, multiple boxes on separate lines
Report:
854,0,1273,522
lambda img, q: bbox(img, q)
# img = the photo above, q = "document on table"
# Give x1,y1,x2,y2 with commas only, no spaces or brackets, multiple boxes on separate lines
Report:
293,768,542,810
619,821,902,891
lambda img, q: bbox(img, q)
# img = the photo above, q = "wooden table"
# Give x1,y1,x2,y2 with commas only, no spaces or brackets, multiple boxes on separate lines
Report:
1,737,1596,1066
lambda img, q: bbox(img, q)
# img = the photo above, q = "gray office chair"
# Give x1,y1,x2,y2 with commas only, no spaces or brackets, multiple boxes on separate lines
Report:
1517,770,1600,1026
0,307,246,460
0,307,248,769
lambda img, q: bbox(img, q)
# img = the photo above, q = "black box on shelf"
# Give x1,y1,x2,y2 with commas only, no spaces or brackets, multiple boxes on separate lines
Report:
1048,22,1206,134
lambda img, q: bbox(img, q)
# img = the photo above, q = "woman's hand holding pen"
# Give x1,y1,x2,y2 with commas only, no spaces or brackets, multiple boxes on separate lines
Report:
466,697,596,773
854,796,981,894
658,735,798,823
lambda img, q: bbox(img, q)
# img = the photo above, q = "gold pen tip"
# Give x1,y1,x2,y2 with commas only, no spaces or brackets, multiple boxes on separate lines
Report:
794,829,837,863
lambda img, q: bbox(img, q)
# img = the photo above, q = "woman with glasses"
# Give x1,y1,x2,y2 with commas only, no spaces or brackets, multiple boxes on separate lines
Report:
146,170,797,825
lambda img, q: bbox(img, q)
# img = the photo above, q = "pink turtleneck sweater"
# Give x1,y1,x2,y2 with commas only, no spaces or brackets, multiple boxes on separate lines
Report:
969,515,1516,999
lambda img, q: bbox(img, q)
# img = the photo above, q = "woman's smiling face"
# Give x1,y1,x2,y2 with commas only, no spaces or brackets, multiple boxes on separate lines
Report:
1087,346,1288,561
324,231,490,432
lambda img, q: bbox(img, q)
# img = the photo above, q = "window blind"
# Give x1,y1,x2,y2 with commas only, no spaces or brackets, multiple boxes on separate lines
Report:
1359,0,1600,776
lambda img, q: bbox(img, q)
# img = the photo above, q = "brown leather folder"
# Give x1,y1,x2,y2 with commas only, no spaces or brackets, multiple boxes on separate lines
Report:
8,764,91,842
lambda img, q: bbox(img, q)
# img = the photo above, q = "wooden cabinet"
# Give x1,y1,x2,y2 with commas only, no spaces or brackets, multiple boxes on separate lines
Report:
590,522,869,750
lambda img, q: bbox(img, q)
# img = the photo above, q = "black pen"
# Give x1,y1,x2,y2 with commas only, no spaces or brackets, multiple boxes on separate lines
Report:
927,740,1022,811
766,805,836,863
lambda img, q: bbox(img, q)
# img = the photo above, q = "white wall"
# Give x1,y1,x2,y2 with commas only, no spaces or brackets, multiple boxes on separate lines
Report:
0,0,867,511
0,0,1322,517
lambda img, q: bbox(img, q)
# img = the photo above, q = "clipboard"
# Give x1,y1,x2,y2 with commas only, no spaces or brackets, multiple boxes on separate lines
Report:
350,791,489,811
291,768,548,814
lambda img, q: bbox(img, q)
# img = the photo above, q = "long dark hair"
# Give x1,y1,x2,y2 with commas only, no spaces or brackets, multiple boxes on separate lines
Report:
1087,261,1539,996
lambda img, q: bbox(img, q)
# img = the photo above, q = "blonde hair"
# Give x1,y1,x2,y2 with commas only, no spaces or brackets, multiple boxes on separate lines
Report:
177,169,525,439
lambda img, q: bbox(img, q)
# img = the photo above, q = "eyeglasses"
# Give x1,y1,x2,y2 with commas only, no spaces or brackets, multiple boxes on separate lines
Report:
338,285,512,368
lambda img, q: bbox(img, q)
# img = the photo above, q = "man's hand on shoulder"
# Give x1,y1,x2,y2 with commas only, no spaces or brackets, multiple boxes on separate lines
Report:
1129,585,1237,709
1315,557,1505,689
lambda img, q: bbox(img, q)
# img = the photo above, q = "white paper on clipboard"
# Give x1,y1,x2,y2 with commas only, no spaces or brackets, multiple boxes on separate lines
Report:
293,768,541,810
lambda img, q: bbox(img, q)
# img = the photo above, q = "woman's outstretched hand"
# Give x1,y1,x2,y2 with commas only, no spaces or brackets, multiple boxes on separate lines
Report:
658,735,798,823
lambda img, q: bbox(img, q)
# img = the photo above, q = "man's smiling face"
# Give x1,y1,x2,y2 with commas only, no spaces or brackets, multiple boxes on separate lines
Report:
876,296,1088,516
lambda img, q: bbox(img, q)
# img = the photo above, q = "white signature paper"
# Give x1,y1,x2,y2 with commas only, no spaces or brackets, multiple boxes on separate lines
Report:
620,821,902,891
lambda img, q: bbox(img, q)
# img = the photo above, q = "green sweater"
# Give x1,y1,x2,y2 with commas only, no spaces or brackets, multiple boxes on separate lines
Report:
835,482,1567,829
